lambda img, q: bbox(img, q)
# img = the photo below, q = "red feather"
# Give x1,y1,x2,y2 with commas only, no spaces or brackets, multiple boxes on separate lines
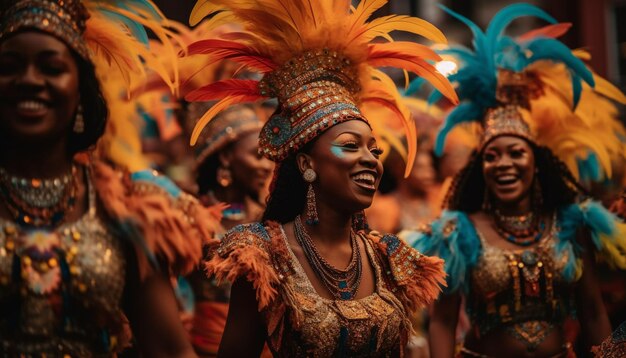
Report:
368,42,441,62
518,23,572,41
186,39,278,72
185,79,262,102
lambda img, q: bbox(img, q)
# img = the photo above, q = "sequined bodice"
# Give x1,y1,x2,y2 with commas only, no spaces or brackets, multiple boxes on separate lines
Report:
0,181,127,356
468,221,574,336
275,228,406,357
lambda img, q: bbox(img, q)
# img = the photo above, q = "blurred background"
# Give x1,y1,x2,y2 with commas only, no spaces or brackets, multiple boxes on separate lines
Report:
154,0,626,92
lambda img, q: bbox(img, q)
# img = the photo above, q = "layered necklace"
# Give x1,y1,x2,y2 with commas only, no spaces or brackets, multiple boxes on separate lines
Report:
294,215,362,300
493,209,545,246
0,166,78,227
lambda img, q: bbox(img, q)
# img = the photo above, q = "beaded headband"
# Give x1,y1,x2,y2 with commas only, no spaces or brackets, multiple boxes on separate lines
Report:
480,70,537,147
257,50,368,161
0,0,90,59
194,104,263,167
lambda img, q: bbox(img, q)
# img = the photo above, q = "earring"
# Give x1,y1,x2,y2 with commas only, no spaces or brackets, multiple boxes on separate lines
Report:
217,166,232,187
73,104,84,133
303,168,319,225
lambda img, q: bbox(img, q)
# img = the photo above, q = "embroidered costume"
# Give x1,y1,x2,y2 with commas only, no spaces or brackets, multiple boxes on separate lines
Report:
0,0,220,355
403,3,626,355
183,0,457,355
0,156,220,355
206,222,444,356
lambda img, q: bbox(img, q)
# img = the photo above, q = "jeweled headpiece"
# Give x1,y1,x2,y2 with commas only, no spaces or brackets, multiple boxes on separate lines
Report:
185,0,459,175
430,3,626,182
194,104,262,166
481,69,536,145
0,0,90,58
0,0,179,91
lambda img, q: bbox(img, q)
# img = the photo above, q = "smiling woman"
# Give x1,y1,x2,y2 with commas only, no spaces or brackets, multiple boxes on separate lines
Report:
183,0,458,356
403,4,626,358
0,1,219,357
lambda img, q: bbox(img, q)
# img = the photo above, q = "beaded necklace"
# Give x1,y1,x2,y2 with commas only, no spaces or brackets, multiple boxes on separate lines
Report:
493,209,545,246
0,166,78,228
293,215,362,300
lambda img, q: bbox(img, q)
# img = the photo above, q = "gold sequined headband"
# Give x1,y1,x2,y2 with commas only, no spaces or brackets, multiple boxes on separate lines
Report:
0,0,90,59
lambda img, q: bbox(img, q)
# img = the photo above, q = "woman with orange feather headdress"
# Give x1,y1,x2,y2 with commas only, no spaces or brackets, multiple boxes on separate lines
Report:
183,0,458,356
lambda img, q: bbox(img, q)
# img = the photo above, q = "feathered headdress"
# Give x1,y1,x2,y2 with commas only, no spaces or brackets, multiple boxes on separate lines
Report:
0,0,179,94
0,0,187,172
431,4,594,152
430,3,626,182
185,0,459,176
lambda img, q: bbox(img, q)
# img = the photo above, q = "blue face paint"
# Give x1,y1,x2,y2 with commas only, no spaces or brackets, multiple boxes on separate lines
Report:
330,144,345,158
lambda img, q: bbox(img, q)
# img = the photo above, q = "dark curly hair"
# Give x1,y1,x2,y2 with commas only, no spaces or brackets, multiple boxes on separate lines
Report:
444,144,588,213
67,53,108,155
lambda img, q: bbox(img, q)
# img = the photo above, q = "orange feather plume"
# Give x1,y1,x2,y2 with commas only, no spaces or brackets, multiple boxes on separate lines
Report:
186,0,459,176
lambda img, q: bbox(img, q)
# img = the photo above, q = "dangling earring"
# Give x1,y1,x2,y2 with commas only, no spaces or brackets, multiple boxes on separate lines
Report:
352,210,368,231
73,103,84,133
217,166,232,187
303,168,319,225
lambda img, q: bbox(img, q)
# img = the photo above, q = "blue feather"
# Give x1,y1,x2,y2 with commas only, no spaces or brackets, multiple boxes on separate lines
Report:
409,211,481,294
435,102,483,156
486,3,556,44
526,38,594,86
100,9,150,46
571,72,583,108
438,5,489,64
404,77,425,96
427,89,443,106
494,36,528,72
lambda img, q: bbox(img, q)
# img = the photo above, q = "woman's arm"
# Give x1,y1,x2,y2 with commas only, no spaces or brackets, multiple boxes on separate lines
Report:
429,293,461,358
218,278,267,357
575,231,612,351
125,270,197,358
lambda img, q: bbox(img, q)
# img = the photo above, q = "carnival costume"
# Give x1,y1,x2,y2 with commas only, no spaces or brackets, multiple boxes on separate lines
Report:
404,3,626,356
0,0,220,355
183,0,461,355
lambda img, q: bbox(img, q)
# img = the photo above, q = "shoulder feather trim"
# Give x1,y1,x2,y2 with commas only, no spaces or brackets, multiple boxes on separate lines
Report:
367,231,446,313
401,210,481,294
557,200,626,281
205,222,294,310
91,160,221,280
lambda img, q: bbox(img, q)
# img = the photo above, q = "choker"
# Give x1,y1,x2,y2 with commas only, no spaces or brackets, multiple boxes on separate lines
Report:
0,166,78,227
493,209,544,246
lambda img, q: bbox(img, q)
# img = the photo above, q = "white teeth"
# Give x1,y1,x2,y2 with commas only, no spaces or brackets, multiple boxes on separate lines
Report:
17,100,47,111
353,173,376,185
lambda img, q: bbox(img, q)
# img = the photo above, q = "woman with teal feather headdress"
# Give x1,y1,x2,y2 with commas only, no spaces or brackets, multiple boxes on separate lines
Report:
403,3,626,357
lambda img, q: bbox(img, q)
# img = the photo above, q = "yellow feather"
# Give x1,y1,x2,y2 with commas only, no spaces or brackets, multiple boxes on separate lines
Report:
190,95,253,145
362,15,448,43
190,1,227,26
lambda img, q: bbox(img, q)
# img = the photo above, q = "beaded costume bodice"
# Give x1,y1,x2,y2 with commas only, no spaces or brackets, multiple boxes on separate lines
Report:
0,179,127,356
278,228,406,357
206,221,445,357
467,220,575,343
